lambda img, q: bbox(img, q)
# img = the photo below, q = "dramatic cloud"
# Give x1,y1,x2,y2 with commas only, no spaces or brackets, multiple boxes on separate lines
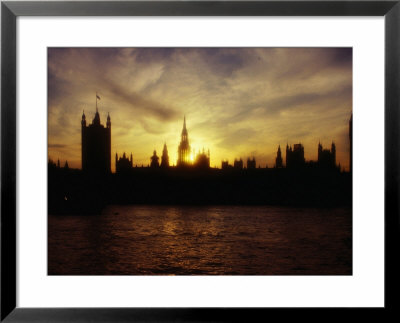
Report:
48,48,352,171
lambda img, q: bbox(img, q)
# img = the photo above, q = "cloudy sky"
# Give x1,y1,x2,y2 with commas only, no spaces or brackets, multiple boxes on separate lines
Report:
48,47,352,171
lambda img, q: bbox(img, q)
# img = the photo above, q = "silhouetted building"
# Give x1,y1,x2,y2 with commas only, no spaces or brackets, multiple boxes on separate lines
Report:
318,142,336,169
234,158,243,170
150,150,160,168
194,149,210,169
286,143,305,168
177,116,191,166
48,158,57,170
349,114,352,172
160,143,170,168
221,160,230,170
116,152,133,173
49,158,70,172
247,157,256,169
81,107,111,173
275,145,283,168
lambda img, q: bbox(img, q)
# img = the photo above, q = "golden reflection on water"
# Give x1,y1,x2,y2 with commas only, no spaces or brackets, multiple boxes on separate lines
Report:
48,205,352,275
163,207,179,236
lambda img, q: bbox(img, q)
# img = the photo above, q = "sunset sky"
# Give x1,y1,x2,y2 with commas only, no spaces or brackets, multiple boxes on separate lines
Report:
48,47,352,171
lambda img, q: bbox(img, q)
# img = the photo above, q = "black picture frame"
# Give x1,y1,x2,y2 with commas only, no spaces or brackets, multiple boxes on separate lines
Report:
1,1,399,321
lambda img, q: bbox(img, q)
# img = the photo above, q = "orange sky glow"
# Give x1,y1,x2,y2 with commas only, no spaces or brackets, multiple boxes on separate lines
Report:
48,48,352,172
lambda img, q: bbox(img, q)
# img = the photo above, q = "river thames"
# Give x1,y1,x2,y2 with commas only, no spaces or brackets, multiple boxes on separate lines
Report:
48,205,352,275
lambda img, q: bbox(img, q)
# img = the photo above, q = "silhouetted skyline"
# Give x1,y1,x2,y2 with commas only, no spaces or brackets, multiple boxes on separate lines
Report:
48,48,352,171
51,112,347,173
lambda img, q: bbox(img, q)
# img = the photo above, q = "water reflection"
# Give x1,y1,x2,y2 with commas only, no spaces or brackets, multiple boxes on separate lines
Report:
48,205,352,275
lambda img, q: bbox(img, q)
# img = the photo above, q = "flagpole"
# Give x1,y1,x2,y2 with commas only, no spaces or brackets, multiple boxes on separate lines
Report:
96,92,98,112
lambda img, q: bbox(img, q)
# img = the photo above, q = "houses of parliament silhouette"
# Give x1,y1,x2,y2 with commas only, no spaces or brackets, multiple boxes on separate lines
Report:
115,115,211,172
48,99,352,213
78,106,343,174
81,106,111,173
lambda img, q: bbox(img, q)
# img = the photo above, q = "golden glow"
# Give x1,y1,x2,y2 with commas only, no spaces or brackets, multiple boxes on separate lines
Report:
48,48,352,171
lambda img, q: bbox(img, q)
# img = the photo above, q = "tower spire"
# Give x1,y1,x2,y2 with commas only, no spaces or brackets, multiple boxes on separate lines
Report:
107,112,111,128
81,109,86,126
178,116,190,166
181,115,188,136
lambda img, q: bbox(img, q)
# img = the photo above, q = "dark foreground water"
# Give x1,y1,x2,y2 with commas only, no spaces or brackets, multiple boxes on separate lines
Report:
48,205,352,275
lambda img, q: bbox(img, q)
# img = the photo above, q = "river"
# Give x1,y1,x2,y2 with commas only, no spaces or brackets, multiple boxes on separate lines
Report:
48,205,352,275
